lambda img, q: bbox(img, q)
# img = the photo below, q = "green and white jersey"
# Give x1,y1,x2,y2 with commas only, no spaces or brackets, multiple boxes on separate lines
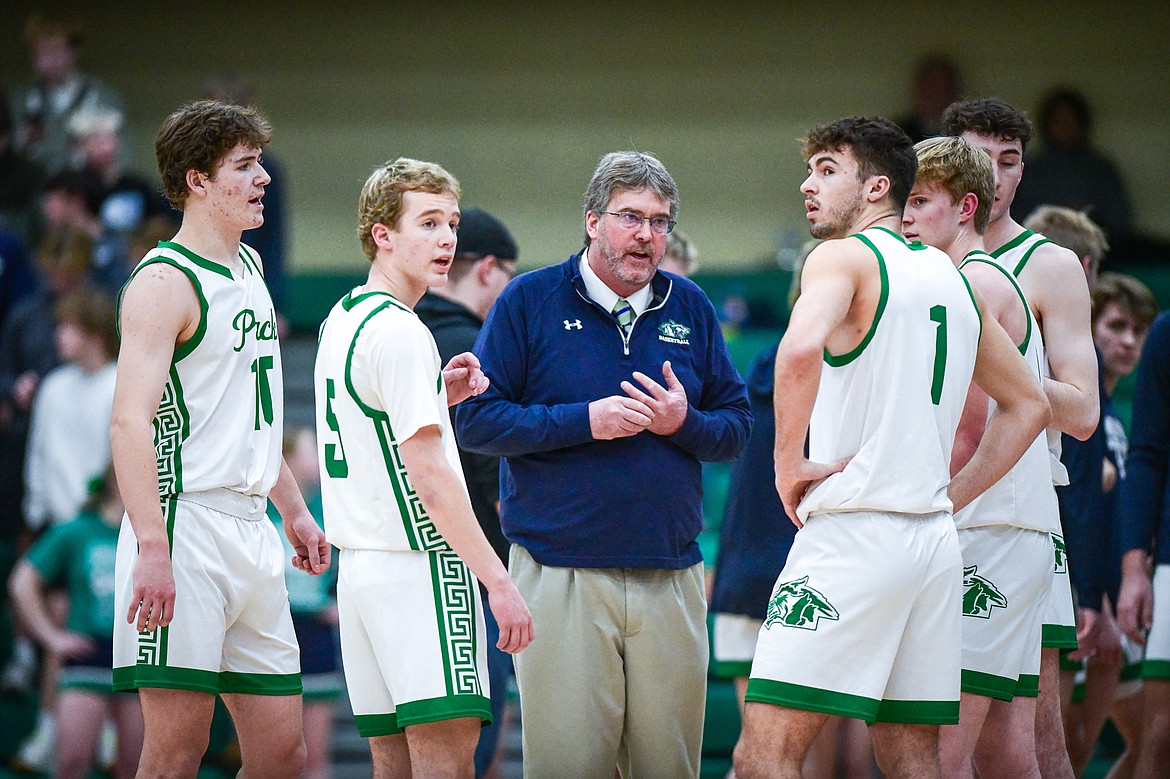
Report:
992,229,1069,487
315,288,462,552
798,227,981,523
954,252,1059,533
121,241,283,499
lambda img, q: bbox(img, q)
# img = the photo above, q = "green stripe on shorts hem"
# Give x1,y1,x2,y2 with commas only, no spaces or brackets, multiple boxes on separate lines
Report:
745,678,879,723
113,664,219,694
960,669,1017,702
355,713,402,738
874,698,958,725
396,694,491,729
711,659,754,679
1041,624,1078,649
1141,659,1170,680
219,671,301,696
1120,662,1143,682
1015,673,1040,698
354,695,492,739
112,666,301,696
1060,654,1084,672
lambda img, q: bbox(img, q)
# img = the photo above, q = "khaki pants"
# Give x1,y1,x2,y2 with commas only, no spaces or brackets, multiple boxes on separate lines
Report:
510,544,707,779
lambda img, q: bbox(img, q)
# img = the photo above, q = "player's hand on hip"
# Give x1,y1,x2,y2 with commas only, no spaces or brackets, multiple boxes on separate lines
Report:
589,395,652,440
488,581,534,654
775,456,850,528
621,360,687,436
129,547,176,633
443,352,490,406
285,513,331,575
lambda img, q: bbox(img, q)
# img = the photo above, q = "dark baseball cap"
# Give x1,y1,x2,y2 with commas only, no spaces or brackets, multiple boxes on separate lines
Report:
455,207,518,261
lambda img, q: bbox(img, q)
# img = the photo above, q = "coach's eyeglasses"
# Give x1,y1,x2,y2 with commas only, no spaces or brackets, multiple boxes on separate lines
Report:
599,211,676,236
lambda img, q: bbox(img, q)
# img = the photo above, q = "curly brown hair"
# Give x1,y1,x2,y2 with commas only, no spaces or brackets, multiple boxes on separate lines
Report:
154,100,271,210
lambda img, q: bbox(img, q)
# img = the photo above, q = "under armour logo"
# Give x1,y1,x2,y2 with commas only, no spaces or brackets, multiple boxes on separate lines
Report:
564,319,582,330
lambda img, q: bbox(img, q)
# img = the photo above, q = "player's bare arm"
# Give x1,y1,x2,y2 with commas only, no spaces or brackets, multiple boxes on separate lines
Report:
1018,242,1099,440
269,457,330,575
1117,549,1154,643
109,263,199,633
949,286,1052,512
950,262,1028,474
398,425,534,654
773,241,864,526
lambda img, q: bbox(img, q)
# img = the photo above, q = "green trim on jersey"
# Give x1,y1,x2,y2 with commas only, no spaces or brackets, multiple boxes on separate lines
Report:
1041,623,1079,649
343,299,450,551
429,551,482,697
238,244,261,276
1016,673,1040,698
989,229,1035,259
960,253,1032,356
870,226,930,251
956,272,984,342
119,256,210,362
960,669,1018,702
341,287,409,313
823,232,889,367
989,230,1053,277
746,678,880,722
159,240,234,280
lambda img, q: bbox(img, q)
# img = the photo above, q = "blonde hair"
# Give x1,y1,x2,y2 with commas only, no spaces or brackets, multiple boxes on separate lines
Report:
913,136,995,233
1023,206,1109,264
357,158,460,261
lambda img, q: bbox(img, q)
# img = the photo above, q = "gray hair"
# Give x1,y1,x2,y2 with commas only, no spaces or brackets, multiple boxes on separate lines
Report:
583,151,679,246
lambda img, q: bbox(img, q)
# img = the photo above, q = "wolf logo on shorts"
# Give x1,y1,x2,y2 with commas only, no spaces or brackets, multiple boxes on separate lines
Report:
764,576,840,631
1052,534,1068,574
962,565,1009,619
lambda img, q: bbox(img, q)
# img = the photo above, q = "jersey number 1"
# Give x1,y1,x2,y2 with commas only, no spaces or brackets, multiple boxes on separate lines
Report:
251,356,275,429
929,305,947,406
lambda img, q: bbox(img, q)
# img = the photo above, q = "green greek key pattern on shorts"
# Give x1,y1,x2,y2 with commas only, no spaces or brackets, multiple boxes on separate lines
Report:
153,367,188,495
430,551,481,697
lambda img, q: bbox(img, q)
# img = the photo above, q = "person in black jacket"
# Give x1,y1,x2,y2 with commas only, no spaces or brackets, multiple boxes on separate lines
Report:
414,206,517,778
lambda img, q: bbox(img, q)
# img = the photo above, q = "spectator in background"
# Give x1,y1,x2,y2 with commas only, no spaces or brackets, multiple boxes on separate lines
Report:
203,75,289,312
39,168,102,244
1060,272,1158,778
659,227,698,277
9,466,143,779
68,106,171,291
1014,87,1133,243
895,54,963,143
23,286,118,533
9,11,125,177
415,206,518,778
1116,308,1170,778
0,227,92,545
0,87,46,243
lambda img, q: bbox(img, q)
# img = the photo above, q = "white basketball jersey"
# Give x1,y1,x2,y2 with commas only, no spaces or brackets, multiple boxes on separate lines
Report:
798,227,981,523
315,288,464,552
124,241,283,499
992,229,1070,487
953,252,1060,533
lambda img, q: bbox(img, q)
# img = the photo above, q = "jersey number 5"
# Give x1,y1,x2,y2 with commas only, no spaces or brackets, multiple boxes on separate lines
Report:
929,305,947,406
323,378,349,477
